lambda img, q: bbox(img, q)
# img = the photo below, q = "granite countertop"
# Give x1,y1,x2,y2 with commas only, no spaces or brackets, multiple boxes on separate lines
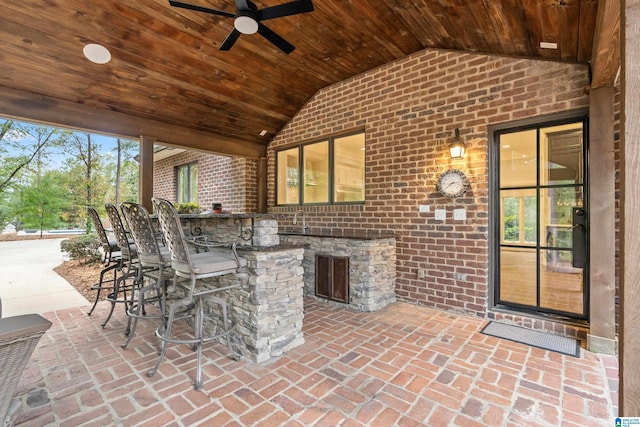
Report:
237,243,307,252
279,229,397,240
178,213,276,219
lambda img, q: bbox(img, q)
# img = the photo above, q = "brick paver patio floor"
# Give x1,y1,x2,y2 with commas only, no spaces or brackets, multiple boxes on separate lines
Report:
14,298,616,426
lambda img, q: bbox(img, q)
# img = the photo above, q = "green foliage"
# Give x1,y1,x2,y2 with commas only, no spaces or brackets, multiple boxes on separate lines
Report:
0,117,140,231
175,202,200,214
503,197,520,241
17,172,71,231
503,195,537,243
60,234,102,264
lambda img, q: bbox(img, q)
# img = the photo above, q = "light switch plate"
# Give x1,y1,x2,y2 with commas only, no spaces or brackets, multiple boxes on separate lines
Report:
419,205,430,213
435,209,446,221
454,208,466,221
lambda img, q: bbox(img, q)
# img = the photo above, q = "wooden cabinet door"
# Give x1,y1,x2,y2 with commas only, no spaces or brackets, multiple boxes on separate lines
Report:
315,255,349,303
331,257,349,303
316,255,331,299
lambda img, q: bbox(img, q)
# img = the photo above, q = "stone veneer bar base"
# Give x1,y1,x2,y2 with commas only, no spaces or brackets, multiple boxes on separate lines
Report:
234,246,305,363
176,215,306,363
279,235,397,312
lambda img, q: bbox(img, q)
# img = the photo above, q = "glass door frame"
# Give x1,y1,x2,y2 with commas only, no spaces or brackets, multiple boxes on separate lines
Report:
488,111,590,321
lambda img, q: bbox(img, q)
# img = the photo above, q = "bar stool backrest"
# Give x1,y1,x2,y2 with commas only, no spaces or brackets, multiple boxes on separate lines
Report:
152,198,192,271
120,202,161,267
87,206,114,256
105,203,134,259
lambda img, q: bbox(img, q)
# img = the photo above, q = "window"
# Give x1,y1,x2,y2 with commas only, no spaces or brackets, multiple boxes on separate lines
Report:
176,162,198,203
304,141,329,203
277,148,299,205
276,132,365,205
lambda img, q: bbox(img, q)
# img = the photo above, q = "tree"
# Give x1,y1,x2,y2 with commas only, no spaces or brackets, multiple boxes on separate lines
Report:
1,117,140,232
0,120,60,194
115,138,122,205
64,132,103,230
0,120,66,228
109,138,139,205
17,171,70,237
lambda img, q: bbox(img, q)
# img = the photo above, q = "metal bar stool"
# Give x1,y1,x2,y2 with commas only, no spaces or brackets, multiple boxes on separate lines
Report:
148,197,247,390
86,207,122,316
119,202,175,349
103,203,140,329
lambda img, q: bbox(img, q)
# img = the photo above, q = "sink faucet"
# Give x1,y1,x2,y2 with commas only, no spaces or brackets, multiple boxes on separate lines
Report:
293,209,308,232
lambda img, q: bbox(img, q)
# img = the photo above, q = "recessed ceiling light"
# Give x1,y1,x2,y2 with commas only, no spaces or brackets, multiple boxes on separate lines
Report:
83,43,111,64
540,41,558,50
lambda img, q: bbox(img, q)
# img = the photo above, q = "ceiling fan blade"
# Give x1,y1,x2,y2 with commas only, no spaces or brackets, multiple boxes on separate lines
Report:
219,29,242,51
257,0,314,21
257,23,295,54
168,0,235,18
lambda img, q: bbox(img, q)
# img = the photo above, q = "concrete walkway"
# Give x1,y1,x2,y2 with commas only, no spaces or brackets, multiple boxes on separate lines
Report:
0,238,88,317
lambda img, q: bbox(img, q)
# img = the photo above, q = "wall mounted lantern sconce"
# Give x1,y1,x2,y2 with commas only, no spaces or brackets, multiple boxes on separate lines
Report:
449,128,466,160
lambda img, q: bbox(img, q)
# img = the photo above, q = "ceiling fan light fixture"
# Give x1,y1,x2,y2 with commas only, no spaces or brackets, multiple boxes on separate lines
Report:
234,15,258,34
83,43,111,64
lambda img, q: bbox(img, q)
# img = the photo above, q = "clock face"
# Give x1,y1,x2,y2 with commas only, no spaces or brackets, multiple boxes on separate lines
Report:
436,169,469,198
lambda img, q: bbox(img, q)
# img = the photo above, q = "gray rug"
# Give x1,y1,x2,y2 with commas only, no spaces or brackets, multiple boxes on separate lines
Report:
481,322,580,357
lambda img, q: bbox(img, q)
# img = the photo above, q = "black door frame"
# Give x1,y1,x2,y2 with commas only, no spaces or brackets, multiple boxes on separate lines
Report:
488,110,590,321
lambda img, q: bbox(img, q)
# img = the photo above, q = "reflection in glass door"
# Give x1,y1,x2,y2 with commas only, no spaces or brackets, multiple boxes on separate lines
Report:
495,120,587,319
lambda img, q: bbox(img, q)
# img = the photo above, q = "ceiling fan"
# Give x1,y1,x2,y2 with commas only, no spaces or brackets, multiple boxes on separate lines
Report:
169,0,314,54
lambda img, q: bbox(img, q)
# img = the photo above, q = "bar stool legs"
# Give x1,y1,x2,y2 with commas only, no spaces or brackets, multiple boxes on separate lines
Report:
101,259,138,328
146,290,190,380
87,260,118,316
147,273,247,391
121,266,167,349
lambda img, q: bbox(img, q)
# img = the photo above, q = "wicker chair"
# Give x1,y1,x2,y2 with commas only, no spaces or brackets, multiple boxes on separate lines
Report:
103,204,140,329
148,197,247,390
119,202,173,349
0,313,51,427
86,207,121,316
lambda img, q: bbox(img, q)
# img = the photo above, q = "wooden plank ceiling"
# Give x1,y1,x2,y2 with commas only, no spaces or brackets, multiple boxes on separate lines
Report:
0,0,606,157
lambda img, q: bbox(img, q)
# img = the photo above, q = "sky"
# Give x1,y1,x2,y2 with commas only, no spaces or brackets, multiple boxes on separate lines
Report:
2,116,132,169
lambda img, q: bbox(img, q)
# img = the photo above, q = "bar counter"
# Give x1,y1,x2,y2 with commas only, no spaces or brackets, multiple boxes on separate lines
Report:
173,213,397,361
174,213,303,363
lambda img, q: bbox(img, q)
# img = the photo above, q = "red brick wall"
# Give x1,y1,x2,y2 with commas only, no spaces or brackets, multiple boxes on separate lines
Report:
154,150,257,213
268,49,590,318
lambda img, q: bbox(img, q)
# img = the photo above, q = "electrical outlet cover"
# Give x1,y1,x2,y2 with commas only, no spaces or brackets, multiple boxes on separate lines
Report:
454,208,466,221
435,209,446,221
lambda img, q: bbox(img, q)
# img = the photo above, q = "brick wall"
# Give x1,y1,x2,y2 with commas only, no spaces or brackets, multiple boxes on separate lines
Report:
154,150,258,213
268,48,590,319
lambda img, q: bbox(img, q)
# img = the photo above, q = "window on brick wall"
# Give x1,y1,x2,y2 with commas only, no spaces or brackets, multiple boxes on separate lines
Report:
176,162,198,203
277,148,299,205
276,131,365,205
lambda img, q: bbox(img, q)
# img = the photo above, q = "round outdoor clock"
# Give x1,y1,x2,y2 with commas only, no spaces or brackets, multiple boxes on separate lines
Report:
436,169,470,198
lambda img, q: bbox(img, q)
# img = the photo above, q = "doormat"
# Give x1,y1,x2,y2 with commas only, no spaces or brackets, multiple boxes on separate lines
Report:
481,322,580,357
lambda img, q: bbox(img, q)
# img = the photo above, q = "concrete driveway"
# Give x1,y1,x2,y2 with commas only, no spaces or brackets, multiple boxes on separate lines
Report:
0,238,88,317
